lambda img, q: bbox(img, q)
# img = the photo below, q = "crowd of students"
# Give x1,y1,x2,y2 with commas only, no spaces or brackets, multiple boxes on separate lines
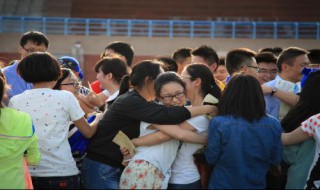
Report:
0,30,320,189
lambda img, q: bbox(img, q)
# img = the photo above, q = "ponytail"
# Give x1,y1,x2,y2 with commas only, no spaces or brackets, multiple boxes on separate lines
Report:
208,77,221,100
119,75,130,96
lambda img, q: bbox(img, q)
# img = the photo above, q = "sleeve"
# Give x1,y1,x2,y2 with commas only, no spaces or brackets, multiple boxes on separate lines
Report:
270,120,283,166
205,118,222,165
300,114,320,138
24,127,41,165
64,92,85,121
186,115,210,133
115,93,191,124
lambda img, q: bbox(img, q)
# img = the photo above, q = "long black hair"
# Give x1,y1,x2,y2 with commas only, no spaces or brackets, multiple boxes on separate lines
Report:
185,63,221,99
218,74,266,122
282,71,320,132
119,60,163,96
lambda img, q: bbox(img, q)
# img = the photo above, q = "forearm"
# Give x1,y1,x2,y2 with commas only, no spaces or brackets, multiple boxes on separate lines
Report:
273,90,299,107
186,105,217,118
154,124,207,144
281,127,311,146
132,131,172,146
262,86,299,107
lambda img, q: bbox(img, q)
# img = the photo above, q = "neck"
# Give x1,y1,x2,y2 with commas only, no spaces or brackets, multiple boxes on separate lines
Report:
137,87,154,101
107,83,120,95
189,91,204,106
33,81,56,89
279,73,295,83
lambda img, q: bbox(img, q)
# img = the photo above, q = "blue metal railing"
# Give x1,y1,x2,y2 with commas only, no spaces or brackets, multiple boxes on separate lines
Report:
0,16,319,40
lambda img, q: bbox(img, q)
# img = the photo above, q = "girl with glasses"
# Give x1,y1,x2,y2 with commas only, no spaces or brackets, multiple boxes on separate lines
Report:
81,60,216,189
120,64,221,189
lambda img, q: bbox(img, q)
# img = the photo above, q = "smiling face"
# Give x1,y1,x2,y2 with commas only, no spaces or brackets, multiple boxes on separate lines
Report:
158,81,186,107
214,65,229,82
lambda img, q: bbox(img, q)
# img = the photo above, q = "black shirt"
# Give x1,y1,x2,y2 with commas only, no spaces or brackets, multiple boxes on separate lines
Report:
86,90,191,168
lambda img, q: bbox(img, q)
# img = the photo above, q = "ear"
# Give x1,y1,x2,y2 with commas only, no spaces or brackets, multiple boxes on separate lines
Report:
18,46,23,54
282,63,288,72
106,73,113,80
209,63,217,74
194,77,202,87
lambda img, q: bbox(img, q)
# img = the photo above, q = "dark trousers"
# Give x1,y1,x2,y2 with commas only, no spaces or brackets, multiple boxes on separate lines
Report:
32,175,80,189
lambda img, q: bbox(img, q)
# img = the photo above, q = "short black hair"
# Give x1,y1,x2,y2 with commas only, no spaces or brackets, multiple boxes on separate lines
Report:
277,47,308,72
17,52,61,83
156,57,178,73
259,47,283,57
255,52,277,65
172,48,192,63
191,45,219,66
218,57,226,66
155,72,185,97
218,74,266,122
20,31,49,48
95,57,128,84
307,49,320,64
226,48,256,75
103,41,134,67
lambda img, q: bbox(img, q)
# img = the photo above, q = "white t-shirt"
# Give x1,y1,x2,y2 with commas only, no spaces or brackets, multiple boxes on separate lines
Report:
300,113,320,189
169,115,209,184
9,88,85,177
132,122,180,175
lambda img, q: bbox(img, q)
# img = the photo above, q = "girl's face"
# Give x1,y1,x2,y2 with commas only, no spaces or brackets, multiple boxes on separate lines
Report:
60,72,80,95
96,68,108,89
158,82,186,106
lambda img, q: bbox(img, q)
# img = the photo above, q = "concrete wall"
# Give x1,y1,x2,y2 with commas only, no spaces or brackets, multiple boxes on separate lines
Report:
1,33,320,83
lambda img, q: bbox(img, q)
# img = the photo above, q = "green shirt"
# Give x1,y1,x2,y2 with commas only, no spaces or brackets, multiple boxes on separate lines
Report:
0,107,40,189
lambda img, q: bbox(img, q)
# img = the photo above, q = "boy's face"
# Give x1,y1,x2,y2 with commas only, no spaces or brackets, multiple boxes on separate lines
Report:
19,40,47,59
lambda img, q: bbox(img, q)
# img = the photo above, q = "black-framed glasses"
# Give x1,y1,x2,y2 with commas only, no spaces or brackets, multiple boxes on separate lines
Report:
22,46,46,54
247,65,261,73
60,82,80,88
160,91,185,101
258,69,278,75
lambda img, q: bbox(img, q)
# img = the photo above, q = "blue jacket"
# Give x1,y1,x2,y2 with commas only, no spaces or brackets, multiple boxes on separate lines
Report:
3,61,33,103
205,115,282,189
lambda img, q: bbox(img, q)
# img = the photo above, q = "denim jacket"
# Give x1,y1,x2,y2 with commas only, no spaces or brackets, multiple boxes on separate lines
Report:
205,115,282,189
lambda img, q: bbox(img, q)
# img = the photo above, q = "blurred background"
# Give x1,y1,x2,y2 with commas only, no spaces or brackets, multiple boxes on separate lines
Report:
0,0,319,82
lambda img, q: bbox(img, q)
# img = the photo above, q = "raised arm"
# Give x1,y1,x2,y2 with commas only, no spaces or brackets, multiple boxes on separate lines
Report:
73,113,103,138
262,85,299,107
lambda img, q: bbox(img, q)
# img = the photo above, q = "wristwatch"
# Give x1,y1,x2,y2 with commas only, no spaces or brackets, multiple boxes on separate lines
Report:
270,87,277,96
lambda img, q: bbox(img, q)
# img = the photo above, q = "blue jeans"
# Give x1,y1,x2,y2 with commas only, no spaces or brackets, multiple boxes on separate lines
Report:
168,179,201,189
81,157,122,189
